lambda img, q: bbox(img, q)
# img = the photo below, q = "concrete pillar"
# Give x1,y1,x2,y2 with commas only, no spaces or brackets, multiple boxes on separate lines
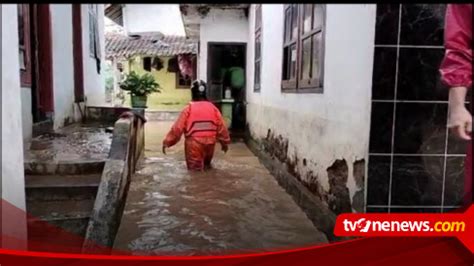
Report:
1,4,28,250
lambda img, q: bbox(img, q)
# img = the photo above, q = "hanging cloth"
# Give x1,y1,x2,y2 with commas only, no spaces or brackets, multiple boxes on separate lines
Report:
178,54,194,79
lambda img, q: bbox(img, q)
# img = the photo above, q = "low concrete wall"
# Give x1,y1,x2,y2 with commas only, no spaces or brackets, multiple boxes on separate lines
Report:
246,136,348,242
145,110,181,121
82,112,145,252
86,106,134,123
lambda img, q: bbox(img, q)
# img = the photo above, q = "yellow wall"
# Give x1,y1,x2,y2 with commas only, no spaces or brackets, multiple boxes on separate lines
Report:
125,56,191,110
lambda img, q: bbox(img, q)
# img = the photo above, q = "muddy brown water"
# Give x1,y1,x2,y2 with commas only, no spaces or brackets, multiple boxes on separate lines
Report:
113,121,327,255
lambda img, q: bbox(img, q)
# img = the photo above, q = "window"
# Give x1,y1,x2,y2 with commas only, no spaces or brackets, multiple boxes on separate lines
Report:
18,4,32,86
176,71,192,88
282,4,325,93
143,57,152,72
88,4,98,58
254,4,262,92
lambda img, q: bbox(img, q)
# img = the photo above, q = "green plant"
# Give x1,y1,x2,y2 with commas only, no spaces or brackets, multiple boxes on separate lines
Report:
119,71,161,97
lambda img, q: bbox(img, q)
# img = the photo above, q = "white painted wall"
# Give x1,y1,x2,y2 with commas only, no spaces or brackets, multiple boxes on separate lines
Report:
123,4,185,36
1,4,27,249
198,8,249,82
82,4,106,107
51,4,76,128
246,4,376,211
18,4,107,135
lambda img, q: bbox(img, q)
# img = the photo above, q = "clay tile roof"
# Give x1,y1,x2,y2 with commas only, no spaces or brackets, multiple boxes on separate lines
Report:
105,32,197,60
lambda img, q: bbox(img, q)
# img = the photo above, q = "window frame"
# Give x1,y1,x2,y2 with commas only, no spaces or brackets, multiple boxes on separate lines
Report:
18,4,32,87
281,4,298,91
281,4,325,94
176,70,192,89
254,4,262,92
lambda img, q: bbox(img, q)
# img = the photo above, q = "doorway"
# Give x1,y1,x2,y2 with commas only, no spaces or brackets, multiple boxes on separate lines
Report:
207,42,246,135
22,4,54,124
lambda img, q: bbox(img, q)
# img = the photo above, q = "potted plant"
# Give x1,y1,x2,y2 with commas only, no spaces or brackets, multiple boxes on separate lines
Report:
119,71,161,108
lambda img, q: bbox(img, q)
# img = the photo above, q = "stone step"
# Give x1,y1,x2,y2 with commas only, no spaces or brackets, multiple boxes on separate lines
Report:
26,199,95,221
24,160,105,175
25,174,101,201
27,199,95,237
27,215,90,239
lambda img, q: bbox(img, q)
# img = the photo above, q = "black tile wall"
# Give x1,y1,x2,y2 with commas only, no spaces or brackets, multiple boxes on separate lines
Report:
393,103,447,154
372,47,397,100
391,156,443,206
369,102,394,153
443,207,464,213
367,4,467,212
367,156,391,205
400,4,446,46
390,208,441,213
366,207,389,213
397,48,448,101
447,130,470,154
375,4,400,45
444,156,465,206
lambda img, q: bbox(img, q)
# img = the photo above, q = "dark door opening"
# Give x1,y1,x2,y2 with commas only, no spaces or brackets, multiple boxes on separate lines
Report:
29,4,54,123
207,43,246,136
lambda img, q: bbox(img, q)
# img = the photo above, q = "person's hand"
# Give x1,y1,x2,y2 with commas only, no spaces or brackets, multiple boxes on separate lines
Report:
162,144,167,155
448,105,472,140
221,144,228,153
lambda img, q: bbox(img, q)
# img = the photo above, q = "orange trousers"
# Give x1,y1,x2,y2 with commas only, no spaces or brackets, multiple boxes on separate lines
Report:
184,138,216,171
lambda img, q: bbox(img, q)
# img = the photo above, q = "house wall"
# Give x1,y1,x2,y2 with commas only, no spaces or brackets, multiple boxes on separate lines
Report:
82,4,106,107
19,4,106,135
246,4,376,214
123,4,185,36
43,4,106,129
1,4,27,249
127,56,191,110
198,8,249,83
51,4,76,128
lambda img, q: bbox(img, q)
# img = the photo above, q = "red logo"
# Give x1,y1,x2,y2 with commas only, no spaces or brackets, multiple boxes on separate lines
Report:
334,205,474,253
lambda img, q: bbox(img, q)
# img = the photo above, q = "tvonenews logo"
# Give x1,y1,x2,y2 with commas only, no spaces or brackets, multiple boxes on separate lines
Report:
334,205,474,253
342,218,466,233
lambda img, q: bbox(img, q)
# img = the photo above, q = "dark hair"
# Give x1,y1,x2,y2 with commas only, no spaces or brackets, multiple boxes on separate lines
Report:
191,80,208,101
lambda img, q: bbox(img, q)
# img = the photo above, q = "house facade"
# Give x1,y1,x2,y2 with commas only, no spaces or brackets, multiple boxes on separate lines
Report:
105,5,197,110
105,32,197,110
180,4,374,218
13,4,107,141
180,3,465,221
1,4,107,247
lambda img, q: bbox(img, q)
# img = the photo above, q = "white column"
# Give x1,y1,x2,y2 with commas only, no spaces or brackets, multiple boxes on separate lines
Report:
1,4,28,250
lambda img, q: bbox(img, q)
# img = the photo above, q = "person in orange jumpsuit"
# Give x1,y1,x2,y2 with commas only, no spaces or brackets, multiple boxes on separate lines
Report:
439,4,472,206
162,80,231,171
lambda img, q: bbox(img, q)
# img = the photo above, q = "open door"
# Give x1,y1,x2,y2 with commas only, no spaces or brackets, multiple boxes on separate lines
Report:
207,42,247,136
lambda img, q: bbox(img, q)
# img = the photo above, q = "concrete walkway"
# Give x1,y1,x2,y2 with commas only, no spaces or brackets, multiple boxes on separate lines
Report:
113,121,327,255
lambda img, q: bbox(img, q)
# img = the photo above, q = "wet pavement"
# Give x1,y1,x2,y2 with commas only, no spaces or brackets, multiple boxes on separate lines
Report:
113,121,327,256
24,123,113,162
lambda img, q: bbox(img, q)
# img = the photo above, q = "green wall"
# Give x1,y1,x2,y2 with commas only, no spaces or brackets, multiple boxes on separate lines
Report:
124,56,191,110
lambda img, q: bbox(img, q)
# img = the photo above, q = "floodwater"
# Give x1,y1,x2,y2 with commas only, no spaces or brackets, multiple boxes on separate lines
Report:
113,121,327,256
24,123,112,162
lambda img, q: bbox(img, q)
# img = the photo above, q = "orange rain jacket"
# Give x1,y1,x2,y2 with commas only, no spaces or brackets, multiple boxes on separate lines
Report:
163,101,231,171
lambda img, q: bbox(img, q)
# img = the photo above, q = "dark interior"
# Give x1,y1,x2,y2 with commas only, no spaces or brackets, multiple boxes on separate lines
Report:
207,43,247,134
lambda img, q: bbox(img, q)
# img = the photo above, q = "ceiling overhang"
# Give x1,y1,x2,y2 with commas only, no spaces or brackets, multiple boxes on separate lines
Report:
179,4,250,40
105,4,124,26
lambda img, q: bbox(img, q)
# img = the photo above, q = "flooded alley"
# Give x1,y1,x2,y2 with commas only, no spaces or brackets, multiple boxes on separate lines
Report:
113,121,328,255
